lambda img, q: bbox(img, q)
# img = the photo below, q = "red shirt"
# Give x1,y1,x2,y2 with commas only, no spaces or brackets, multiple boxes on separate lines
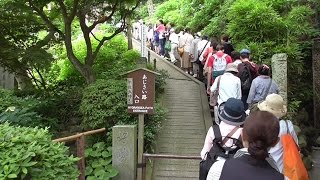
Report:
207,51,233,68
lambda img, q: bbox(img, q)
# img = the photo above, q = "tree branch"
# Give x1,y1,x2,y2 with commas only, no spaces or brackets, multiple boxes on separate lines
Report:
88,3,118,31
91,1,141,60
90,32,102,42
27,0,65,39
33,31,54,49
78,10,93,66
70,0,80,21
56,0,68,22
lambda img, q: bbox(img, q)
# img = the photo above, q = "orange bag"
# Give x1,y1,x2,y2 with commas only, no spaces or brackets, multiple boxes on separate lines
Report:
282,121,309,180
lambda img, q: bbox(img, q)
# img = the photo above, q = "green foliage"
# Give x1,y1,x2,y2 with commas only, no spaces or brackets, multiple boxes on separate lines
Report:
0,107,58,129
0,89,39,113
85,142,118,179
0,123,79,179
80,79,133,130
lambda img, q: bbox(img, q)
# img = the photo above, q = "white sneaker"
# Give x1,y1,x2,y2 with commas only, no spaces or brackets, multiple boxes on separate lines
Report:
193,74,198,78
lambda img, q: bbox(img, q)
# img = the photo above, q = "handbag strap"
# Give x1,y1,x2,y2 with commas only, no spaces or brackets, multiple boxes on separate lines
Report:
197,41,209,59
263,78,273,100
222,127,240,145
217,76,221,91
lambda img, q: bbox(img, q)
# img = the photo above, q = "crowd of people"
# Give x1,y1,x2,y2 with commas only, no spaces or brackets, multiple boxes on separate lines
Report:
133,19,308,180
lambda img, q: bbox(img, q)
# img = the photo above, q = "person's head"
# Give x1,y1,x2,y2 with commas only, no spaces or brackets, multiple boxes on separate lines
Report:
216,44,224,51
185,28,191,33
218,98,246,126
221,35,229,43
231,51,240,61
196,32,202,38
257,94,287,118
240,49,251,60
202,35,208,40
258,64,271,76
210,40,219,49
225,63,239,75
159,19,164,25
242,111,280,160
170,28,175,33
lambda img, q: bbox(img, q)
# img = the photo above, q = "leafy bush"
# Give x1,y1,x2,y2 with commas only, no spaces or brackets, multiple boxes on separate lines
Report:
0,123,79,179
0,107,58,129
85,142,118,179
80,79,133,130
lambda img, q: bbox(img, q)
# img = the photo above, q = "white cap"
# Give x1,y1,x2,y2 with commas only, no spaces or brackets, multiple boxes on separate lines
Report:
196,32,202,37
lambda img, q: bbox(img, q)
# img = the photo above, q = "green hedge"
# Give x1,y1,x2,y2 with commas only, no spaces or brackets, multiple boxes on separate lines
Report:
0,123,79,179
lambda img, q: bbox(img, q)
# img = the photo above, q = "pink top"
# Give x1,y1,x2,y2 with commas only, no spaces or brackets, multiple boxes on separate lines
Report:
200,121,243,160
156,24,165,33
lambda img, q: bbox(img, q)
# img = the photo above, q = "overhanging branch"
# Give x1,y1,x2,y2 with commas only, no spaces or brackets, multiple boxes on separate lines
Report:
88,3,118,31
27,0,65,39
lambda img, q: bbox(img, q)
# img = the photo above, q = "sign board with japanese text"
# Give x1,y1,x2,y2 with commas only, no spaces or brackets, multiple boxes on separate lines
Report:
125,68,158,114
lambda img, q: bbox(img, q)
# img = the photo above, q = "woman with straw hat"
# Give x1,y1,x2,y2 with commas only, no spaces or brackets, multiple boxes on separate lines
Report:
257,94,299,173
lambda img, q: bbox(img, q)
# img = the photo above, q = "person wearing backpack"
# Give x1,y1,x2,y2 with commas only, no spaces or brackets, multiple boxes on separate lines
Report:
257,94,308,180
199,98,245,180
207,111,286,180
247,64,279,108
206,45,233,95
237,49,258,109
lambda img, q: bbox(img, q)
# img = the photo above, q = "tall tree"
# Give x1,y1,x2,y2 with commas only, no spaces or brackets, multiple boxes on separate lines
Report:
0,1,54,90
26,0,144,84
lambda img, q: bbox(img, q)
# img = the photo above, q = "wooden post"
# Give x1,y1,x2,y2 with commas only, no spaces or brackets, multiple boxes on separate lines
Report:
137,114,145,180
153,59,157,70
77,135,85,180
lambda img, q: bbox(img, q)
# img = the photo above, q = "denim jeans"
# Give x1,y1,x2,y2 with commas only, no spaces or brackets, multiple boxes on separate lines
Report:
159,39,165,56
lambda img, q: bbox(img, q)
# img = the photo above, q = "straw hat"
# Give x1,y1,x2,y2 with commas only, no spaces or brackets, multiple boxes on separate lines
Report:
257,94,287,118
225,63,239,73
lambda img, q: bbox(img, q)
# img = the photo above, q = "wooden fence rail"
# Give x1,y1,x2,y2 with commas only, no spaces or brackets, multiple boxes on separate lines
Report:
52,128,106,180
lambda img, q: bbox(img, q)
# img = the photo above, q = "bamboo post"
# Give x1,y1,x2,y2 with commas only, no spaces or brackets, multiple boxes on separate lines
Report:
77,135,85,180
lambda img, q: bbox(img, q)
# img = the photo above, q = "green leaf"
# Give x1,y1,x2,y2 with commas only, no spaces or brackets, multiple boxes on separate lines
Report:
22,167,28,174
7,174,17,178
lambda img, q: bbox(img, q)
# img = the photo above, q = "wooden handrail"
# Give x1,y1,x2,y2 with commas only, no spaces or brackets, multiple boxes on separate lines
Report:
52,128,106,142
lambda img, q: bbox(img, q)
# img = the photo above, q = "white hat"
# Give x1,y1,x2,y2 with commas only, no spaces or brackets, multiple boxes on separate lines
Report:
170,28,175,32
225,63,238,73
257,94,287,118
196,32,202,37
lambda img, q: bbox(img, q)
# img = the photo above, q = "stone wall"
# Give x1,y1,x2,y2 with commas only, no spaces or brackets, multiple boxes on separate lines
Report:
0,66,15,89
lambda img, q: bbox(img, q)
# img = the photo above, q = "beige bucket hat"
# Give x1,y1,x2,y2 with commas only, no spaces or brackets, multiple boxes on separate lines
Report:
257,94,287,118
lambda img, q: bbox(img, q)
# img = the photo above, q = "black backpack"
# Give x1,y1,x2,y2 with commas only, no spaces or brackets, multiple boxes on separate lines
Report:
239,63,253,94
199,125,243,180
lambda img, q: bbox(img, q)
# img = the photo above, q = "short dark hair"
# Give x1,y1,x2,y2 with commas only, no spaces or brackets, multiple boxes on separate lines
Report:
159,19,164,24
231,51,240,61
216,44,224,51
210,40,219,49
243,111,279,160
240,53,249,59
258,64,271,76
221,35,229,42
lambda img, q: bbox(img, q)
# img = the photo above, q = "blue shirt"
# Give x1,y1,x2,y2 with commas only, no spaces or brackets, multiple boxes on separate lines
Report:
247,75,279,104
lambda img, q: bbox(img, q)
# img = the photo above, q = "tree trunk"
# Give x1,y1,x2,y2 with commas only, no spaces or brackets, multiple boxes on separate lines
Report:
127,18,133,50
15,69,35,91
83,65,96,84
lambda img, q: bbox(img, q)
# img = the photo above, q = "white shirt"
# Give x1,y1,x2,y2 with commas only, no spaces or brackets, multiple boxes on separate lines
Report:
169,32,179,44
210,73,242,105
233,60,242,66
200,121,242,160
197,40,210,61
269,120,298,173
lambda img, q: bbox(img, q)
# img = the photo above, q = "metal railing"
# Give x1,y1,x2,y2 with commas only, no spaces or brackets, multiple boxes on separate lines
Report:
141,153,201,180
52,128,106,180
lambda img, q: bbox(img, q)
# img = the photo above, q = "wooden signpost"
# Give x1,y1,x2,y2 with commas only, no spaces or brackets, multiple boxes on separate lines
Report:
124,68,160,180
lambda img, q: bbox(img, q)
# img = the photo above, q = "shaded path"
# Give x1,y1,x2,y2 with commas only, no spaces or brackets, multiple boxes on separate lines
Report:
132,39,211,179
